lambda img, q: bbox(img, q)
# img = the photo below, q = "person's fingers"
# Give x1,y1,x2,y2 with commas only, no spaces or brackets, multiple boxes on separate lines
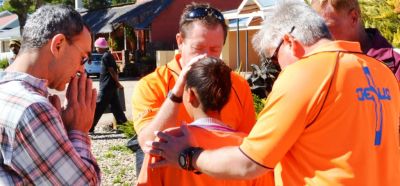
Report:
180,124,190,136
85,78,93,106
78,73,87,104
187,54,207,67
91,89,97,111
152,141,166,151
67,76,78,104
155,131,174,143
49,95,61,112
144,148,164,157
149,159,170,169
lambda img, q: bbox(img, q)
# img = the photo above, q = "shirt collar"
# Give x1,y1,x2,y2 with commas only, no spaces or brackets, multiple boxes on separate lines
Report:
0,71,49,97
189,117,236,132
304,40,363,58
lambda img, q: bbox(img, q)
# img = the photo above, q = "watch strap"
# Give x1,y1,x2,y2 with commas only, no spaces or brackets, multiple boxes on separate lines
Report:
179,147,203,174
167,91,182,103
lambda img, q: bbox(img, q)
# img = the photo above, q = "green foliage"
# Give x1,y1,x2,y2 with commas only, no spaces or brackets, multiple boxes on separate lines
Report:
109,145,132,153
0,58,9,69
112,168,127,184
103,151,116,158
102,167,111,174
117,121,136,138
252,93,266,116
82,0,110,10
51,0,74,6
360,0,400,47
108,36,124,51
111,0,136,5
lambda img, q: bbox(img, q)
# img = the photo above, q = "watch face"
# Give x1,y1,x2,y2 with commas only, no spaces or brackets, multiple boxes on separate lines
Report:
179,154,186,168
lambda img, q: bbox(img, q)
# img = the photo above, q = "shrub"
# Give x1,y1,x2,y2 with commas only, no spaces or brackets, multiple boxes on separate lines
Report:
117,121,136,138
0,58,9,69
253,93,267,117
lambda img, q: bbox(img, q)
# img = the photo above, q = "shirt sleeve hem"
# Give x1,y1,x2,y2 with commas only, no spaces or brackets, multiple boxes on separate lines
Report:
68,130,92,157
238,147,273,169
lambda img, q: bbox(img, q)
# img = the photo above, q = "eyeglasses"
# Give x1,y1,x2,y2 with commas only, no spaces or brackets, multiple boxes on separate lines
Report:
269,26,296,65
185,7,225,23
72,43,91,65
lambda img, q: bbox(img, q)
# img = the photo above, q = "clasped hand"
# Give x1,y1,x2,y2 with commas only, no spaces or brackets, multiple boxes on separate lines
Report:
49,74,97,132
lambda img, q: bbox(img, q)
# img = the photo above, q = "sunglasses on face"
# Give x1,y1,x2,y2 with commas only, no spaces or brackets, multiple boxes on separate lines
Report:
185,7,225,23
268,26,296,65
72,43,91,65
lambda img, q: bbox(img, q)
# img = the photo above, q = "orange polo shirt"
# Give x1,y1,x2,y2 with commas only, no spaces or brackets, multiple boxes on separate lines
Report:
240,41,400,185
137,118,274,186
132,54,256,134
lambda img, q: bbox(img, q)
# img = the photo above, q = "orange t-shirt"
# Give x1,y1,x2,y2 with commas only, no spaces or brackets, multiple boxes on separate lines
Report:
131,54,256,134
137,118,274,186
240,41,400,185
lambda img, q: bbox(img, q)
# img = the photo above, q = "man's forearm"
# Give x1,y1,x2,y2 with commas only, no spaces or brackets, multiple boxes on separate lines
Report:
195,146,270,179
68,131,101,183
138,98,181,147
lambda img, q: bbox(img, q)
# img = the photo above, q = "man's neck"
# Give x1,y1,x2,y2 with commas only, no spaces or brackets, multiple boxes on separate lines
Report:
192,109,221,121
6,50,48,80
303,38,333,55
358,28,372,53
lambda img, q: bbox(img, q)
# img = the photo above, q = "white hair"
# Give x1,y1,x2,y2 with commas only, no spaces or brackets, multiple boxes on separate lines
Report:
252,0,332,57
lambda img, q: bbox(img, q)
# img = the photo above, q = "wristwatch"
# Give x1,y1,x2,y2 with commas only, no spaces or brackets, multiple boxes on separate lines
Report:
167,91,182,103
178,147,203,174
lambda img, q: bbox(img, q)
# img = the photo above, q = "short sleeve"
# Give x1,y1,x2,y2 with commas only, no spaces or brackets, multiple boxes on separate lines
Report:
131,78,164,133
240,58,335,167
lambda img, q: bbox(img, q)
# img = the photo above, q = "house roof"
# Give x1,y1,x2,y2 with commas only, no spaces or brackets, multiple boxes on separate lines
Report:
224,0,277,30
0,11,13,18
115,0,171,30
0,11,20,40
0,26,20,41
82,0,171,34
0,14,18,30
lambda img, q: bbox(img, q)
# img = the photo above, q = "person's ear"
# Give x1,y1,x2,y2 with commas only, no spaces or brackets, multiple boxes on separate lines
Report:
283,34,305,59
50,34,67,58
176,32,184,52
349,8,360,25
188,88,200,108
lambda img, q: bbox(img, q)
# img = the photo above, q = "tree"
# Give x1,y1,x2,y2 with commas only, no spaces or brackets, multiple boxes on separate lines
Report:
3,0,35,33
1,0,74,33
360,0,400,47
82,0,110,10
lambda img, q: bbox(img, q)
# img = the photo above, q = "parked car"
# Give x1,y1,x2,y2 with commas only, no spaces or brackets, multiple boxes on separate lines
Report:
85,53,102,78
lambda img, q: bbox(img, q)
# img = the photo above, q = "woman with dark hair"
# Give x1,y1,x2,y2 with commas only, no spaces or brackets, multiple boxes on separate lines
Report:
137,57,274,186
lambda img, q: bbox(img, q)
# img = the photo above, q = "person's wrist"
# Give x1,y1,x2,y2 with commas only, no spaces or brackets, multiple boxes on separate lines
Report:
178,147,203,174
191,148,202,172
167,91,182,103
171,86,183,97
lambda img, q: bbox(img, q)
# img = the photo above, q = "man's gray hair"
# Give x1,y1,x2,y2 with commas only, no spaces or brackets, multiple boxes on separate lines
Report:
252,0,332,57
21,4,85,51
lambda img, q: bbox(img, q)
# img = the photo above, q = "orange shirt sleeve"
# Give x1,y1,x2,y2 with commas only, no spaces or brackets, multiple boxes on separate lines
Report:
131,77,165,133
240,57,337,168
